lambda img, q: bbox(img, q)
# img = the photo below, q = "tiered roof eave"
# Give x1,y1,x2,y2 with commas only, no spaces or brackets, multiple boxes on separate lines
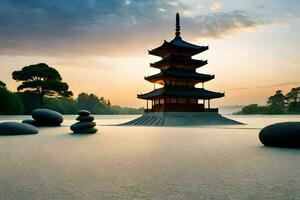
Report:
144,70,215,83
137,87,224,100
150,56,208,69
148,38,209,57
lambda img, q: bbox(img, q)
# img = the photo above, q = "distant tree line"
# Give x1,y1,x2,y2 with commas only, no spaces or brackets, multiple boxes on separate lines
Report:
236,88,300,114
0,81,24,114
0,63,143,115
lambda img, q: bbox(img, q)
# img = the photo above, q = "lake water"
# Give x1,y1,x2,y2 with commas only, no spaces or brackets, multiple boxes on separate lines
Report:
0,114,299,199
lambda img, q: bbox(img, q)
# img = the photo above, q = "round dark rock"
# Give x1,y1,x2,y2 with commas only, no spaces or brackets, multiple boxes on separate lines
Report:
0,122,38,135
70,122,96,131
259,122,300,148
32,109,63,126
72,128,98,134
22,119,38,126
78,110,91,116
76,115,94,122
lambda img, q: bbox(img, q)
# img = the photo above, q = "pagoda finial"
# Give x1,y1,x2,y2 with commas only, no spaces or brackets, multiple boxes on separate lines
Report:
175,12,181,39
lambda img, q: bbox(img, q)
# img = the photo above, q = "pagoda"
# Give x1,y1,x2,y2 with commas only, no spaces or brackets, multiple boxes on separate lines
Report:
139,13,223,113
124,13,242,126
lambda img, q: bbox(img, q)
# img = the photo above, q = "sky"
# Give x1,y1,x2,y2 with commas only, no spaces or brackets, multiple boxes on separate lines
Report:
0,0,299,107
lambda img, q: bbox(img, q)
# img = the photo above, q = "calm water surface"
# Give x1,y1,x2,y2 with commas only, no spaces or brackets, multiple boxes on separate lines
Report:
0,115,299,199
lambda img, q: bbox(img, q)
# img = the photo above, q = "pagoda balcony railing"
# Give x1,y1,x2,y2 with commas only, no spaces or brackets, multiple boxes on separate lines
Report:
204,108,219,112
144,103,218,113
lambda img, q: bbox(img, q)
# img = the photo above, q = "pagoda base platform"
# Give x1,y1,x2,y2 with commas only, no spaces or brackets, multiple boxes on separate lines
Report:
121,112,243,127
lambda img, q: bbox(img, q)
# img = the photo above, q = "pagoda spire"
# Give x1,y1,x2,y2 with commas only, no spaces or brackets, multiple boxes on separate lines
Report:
175,12,181,39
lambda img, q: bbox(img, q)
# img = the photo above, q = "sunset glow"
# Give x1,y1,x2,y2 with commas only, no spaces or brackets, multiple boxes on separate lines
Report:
0,0,299,107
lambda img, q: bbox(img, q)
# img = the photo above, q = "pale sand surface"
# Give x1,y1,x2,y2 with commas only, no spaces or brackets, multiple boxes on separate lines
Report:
0,115,299,199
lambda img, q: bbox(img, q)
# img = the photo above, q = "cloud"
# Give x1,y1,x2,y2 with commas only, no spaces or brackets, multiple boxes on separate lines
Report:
228,87,251,91
0,0,266,57
229,82,300,91
279,60,297,67
256,82,300,89
210,2,222,11
185,10,263,38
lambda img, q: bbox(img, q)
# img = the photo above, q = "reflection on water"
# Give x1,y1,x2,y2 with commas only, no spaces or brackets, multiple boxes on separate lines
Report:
0,114,299,199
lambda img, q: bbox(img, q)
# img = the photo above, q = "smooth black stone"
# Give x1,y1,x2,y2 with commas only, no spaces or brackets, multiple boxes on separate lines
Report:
32,109,63,126
70,122,96,131
259,122,300,148
76,115,94,122
22,119,59,127
78,110,91,116
72,127,98,134
0,122,38,135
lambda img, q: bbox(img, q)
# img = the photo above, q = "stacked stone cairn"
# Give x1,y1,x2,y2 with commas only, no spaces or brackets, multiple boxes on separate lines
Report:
70,110,97,134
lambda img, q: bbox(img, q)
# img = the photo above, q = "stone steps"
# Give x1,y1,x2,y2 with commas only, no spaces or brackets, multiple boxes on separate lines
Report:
121,112,243,126
156,117,165,126
123,116,142,125
134,116,149,125
140,116,153,125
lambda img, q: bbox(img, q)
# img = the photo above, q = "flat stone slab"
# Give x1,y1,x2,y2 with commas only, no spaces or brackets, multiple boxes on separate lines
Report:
76,115,94,122
78,110,91,116
122,112,243,126
32,109,63,126
0,122,38,135
70,122,96,132
259,122,300,148
72,128,98,134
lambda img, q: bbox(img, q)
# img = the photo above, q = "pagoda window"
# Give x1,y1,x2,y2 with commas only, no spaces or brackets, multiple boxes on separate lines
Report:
165,80,170,86
190,99,197,104
169,80,176,86
198,99,204,104
161,65,169,70
173,51,191,57
188,82,194,88
154,99,160,105
162,53,170,58
175,64,194,71
177,81,186,87
160,98,165,104
171,98,176,103
177,98,187,103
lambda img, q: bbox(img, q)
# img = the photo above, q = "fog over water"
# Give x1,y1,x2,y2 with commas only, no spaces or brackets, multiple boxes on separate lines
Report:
0,115,299,199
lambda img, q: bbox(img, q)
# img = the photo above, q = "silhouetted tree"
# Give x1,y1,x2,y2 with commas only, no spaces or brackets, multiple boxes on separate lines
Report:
12,63,73,108
265,90,286,114
267,90,286,108
17,91,40,114
107,99,111,106
236,104,267,114
44,97,77,114
235,87,300,115
286,87,300,103
0,86,23,115
99,97,105,104
77,93,89,110
76,92,118,114
0,81,6,89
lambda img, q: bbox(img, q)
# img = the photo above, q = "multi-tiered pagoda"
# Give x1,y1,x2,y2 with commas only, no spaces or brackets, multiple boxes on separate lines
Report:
138,13,224,113
124,13,241,126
